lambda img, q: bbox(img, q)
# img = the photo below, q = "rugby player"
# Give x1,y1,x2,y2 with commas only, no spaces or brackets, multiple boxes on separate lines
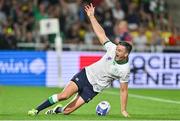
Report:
28,3,132,117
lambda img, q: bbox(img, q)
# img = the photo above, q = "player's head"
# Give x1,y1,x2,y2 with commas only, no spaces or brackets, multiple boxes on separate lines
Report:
115,41,132,61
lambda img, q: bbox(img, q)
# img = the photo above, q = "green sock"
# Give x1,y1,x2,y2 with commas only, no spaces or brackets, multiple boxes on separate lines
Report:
36,94,58,113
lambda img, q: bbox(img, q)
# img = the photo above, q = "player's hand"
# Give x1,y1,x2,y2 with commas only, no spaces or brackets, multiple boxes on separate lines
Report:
84,3,95,17
121,110,130,117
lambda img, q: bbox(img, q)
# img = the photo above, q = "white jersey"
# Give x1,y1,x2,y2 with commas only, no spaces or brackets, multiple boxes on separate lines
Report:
85,41,130,92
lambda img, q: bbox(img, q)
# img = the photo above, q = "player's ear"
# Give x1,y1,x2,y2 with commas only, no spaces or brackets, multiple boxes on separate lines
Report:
125,52,128,58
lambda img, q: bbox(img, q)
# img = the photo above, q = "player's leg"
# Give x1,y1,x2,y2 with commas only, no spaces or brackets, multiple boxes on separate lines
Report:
46,94,85,115
46,77,98,115
28,81,78,116
48,90,98,115
38,81,78,112
57,81,78,101
120,82,129,117
63,94,85,114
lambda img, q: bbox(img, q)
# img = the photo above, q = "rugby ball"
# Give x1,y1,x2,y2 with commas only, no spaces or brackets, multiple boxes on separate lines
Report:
96,101,111,116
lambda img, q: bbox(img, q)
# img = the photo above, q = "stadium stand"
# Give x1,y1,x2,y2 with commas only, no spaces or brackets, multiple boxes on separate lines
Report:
0,0,179,52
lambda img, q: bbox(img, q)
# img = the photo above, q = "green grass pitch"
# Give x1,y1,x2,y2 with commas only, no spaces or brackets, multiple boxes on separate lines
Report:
0,86,180,120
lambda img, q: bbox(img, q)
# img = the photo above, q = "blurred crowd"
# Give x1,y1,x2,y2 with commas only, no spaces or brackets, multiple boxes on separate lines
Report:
0,0,180,51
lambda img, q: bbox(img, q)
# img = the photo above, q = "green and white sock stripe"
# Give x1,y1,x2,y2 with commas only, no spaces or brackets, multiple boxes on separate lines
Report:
48,94,58,104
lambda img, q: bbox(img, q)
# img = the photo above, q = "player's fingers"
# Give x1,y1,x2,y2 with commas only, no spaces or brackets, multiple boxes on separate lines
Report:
85,6,90,11
85,5,89,9
84,6,88,11
86,5,90,9
90,3,93,8
122,111,130,118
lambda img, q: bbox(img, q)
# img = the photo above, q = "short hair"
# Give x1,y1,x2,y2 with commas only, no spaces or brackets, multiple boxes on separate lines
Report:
118,41,132,54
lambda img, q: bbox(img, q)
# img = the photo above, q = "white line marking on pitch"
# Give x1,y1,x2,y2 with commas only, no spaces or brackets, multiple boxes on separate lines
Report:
104,91,180,105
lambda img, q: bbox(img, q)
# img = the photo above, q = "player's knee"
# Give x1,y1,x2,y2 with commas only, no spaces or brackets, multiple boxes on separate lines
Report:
57,93,70,100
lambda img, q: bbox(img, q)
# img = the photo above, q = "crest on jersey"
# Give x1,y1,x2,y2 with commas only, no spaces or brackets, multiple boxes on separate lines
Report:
106,56,112,61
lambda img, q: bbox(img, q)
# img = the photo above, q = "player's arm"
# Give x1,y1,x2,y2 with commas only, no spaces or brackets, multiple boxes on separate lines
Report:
85,3,108,45
120,82,129,117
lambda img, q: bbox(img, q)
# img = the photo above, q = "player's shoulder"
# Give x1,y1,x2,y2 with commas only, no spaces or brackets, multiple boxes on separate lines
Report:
103,40,116,47
117,62,130,72
103,40,116,52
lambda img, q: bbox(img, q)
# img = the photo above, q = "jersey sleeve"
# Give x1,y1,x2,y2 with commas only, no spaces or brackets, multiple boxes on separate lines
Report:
103,40,116,52
119,71,130,83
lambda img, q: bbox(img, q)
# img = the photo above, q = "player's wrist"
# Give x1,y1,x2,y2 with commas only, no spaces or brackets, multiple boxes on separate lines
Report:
88,13,95,18
121,110,127,113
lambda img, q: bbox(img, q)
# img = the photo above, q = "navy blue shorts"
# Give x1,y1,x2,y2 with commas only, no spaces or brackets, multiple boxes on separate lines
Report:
71,68,98,103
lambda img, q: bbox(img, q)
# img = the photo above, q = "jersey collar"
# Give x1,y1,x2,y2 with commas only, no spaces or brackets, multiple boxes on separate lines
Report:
113,58,128,65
